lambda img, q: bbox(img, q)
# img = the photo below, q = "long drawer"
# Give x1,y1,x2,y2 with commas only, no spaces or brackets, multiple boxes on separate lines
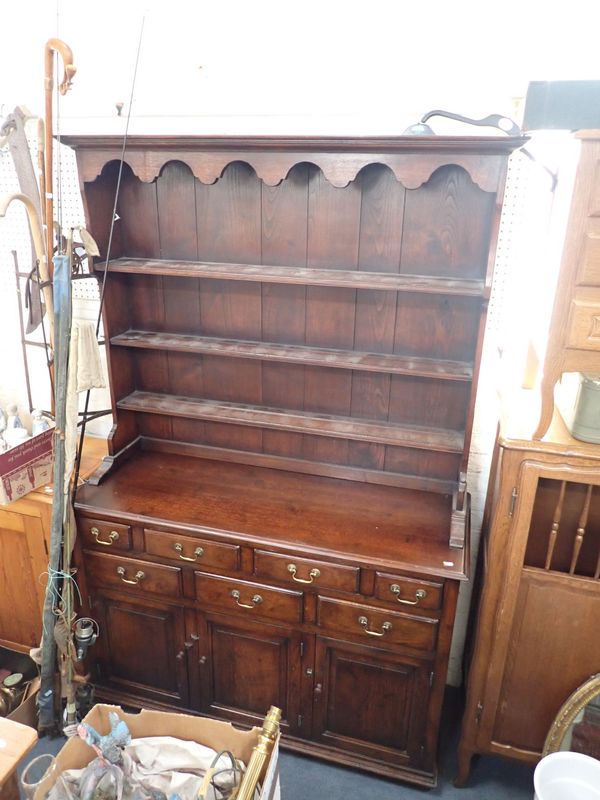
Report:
254,549,359,593
144,528,241,571
316,596,438,652
84,551,182,599
195,572,302,624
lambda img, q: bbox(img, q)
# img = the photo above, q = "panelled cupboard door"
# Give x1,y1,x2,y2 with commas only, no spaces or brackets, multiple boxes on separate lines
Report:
312,636,432,772
90,593,189,707
0,505,47,650
477,460,600,757
193,611,304,736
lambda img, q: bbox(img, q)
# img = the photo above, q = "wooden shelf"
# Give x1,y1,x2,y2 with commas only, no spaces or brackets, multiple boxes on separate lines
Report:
96,258,485,297
117,391,465,453
111,330,473,381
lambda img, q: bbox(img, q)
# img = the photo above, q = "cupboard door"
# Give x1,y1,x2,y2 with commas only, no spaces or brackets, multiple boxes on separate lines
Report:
478,461,600,757
312,636,432,772
193,611,304,735
0,505,47,650
91,593,189,707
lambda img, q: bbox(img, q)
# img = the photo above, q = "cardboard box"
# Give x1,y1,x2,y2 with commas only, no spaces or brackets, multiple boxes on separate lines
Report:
0,427,54,505
0,645,40,728
35,704,280,800
7,676,40,728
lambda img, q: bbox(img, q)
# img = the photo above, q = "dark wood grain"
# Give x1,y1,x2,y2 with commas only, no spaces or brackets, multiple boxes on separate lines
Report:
351,164,405,468
261,163,309,457
75,450,467,580
91,594,188,706
400,165,495,279
111,331,473,379
312,636,431,767
195,612,302,733
304,167,361,463
95,257,486,295
117,391,465,453
195,162,263,451
118,164,160,257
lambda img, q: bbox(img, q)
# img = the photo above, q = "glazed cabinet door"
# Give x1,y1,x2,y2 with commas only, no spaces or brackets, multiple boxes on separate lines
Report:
312,636,433,773
190,610,305,736
90,592,189,707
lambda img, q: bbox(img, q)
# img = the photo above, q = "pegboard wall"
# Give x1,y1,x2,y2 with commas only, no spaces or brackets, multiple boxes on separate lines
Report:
0,120,107,431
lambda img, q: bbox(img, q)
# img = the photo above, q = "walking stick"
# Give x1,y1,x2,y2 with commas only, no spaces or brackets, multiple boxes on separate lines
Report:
44,39,76,274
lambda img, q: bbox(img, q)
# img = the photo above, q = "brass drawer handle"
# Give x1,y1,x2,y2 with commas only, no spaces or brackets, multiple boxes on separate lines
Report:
231,589,263,609
116,566,145,585
287,564,321,584
174,542,204,562
390,585,427,606
91,526,119,546
358,615,392,637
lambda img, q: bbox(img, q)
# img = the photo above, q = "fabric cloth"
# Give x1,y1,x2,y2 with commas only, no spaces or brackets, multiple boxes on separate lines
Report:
47,736,248,800
64,319,105,493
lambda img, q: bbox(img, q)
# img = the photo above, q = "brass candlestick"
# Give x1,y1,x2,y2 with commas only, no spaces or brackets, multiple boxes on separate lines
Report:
235,706,281,800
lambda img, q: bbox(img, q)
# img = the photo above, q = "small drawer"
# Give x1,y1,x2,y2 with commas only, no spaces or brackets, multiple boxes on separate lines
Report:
78,518,132,551
373,572,443,611
576,223,600,286
195,572,302,624
84,551,182,599
254,550,359,593
145,529,240,571
566,289,600,351
316,596,438,652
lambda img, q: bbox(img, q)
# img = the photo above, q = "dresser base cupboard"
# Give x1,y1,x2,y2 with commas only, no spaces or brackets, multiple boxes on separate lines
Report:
66,134,523,785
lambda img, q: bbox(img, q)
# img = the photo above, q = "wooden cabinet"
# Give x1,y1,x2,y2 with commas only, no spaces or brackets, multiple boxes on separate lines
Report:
457,396,600,783
67,133,523,786
535,131,600,439
0,438,106,652
0,498,49,651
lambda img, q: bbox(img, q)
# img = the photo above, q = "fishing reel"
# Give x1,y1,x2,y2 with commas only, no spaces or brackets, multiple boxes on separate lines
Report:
73,617,99,661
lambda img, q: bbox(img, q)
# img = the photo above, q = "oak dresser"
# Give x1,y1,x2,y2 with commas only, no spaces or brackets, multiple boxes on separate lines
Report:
65,133,524,786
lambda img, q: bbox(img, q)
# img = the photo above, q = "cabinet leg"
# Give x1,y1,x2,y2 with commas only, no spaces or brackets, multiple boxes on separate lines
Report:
533,369,559,440
454,742,474,787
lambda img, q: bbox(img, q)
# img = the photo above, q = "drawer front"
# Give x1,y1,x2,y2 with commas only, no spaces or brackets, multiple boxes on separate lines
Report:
566,289,600,351
254,550,359,593
195,572,302,624
576,225,600,286
84,551,182,599
78,518,132,552
374,572,443,611
145,529,240,571
316,596,438,652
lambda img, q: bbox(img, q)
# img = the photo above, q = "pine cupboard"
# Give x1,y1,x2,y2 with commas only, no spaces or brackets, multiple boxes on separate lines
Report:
66,134,524,786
